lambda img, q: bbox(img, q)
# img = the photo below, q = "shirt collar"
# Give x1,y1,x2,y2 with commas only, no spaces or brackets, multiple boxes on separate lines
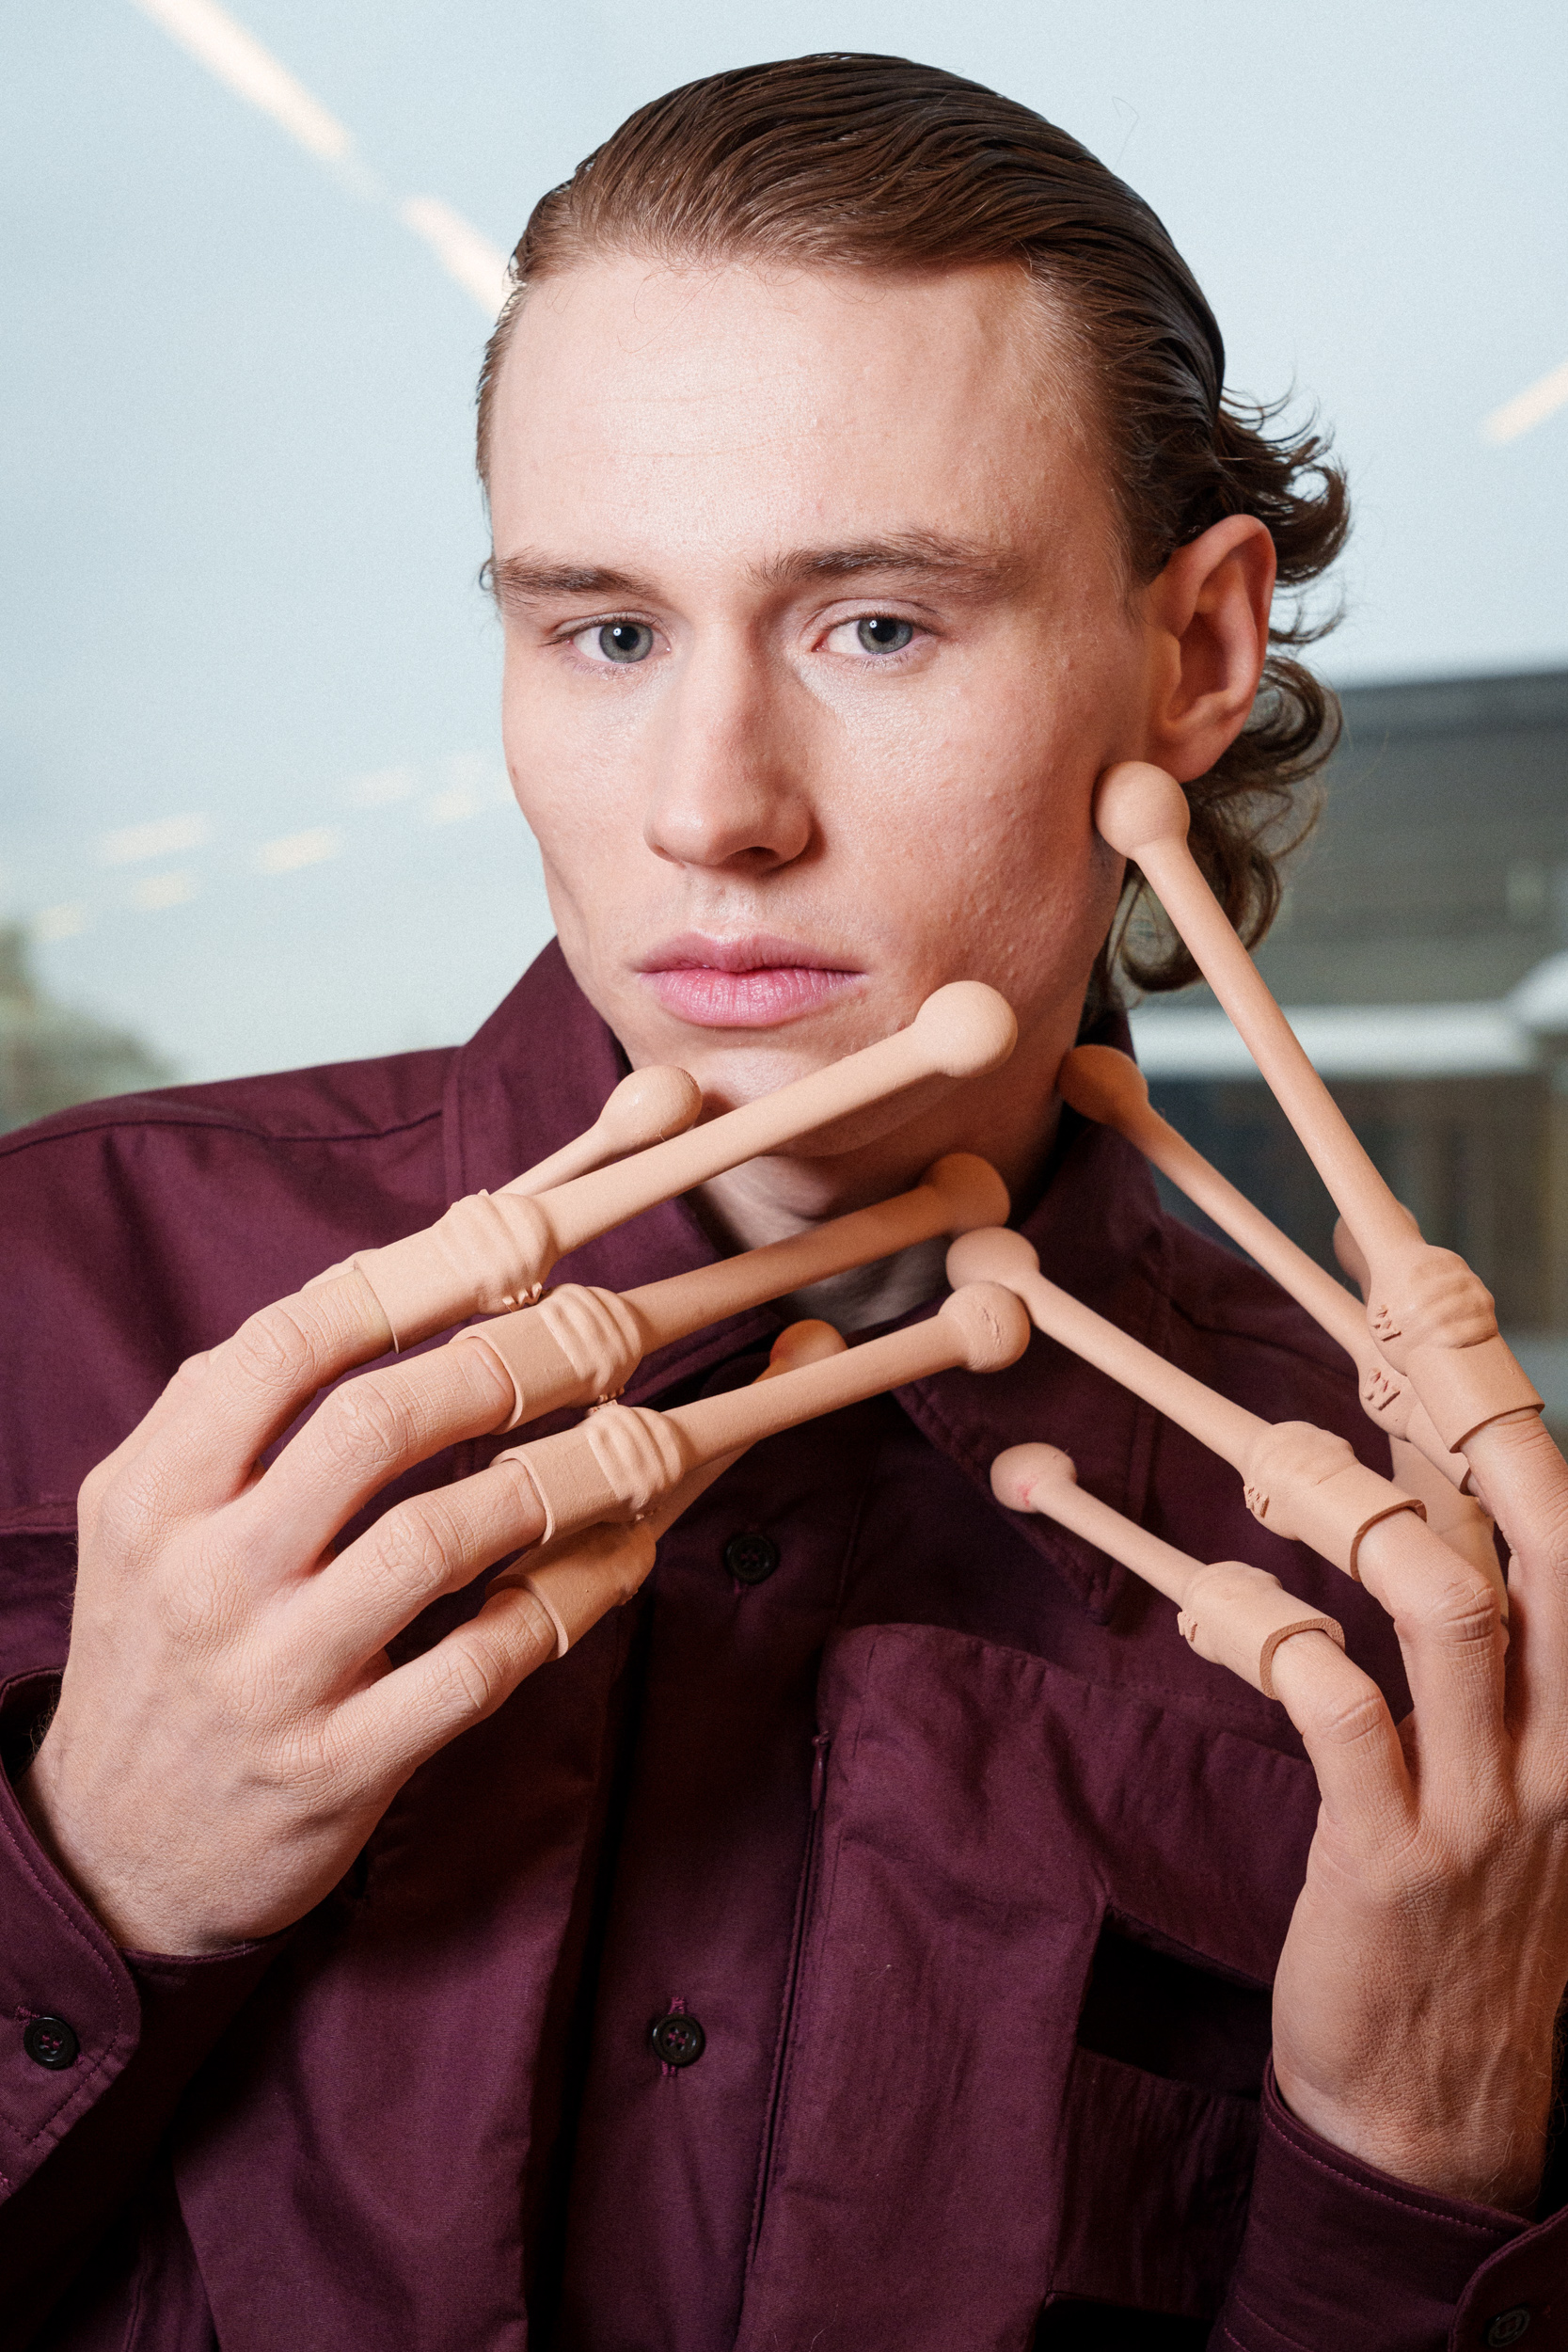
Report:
449,949,1162,1621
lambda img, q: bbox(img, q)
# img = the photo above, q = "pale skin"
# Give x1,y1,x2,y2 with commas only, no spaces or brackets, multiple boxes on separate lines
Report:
20,254,1568,2220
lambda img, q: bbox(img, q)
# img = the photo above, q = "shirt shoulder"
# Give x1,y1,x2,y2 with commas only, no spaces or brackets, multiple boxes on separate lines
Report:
0,1049,455,1520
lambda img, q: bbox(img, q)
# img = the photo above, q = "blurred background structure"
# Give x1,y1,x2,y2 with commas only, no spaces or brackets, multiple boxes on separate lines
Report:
4,1,1567,1407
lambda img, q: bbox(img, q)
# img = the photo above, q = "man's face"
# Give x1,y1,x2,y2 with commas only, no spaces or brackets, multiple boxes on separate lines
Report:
486,256,1141,1171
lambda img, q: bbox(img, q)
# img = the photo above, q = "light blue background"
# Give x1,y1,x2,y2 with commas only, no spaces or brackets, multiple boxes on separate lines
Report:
5,2,1565,1083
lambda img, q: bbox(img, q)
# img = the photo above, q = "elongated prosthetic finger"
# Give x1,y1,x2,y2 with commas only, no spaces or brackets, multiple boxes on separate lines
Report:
304,1065,703,1295
500,1064,703,1197
497,1320,848,1656
451,1151,1009,1432
1094,762,1542,1454
991,1441,1343,1697
1059,1044,1466,1489
497,1280,1032,1548
333,983,1018,1352
949,1227,1425,1583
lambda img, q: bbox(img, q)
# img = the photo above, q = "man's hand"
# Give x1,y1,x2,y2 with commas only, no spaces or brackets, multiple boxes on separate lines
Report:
1268,1406,1568,2216
21,1271,561,1955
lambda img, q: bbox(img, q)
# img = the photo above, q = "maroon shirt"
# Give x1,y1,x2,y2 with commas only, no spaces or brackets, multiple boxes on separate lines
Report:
0,945,1561,2351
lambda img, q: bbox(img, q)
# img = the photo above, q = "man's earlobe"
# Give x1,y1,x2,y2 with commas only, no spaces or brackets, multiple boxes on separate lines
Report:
1142,514,1276,784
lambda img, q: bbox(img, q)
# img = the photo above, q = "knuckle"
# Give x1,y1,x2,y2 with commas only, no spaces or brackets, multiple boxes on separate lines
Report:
1317,1685,1389,1750
428,1631,505,1721
1411,1565,1502,1648
362,1497,463,1594
228,1300,322,1393
313,1376,419,1481
88,1465,175,1566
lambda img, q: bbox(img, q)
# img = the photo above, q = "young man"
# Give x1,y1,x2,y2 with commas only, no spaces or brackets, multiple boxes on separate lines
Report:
2,56,1564,2352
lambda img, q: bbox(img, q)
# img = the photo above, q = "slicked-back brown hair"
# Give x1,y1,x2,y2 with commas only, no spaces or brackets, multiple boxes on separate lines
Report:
477,53,1349,998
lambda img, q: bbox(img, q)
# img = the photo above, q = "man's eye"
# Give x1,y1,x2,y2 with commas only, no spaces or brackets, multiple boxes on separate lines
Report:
857,616,913,654
826,615,917,657
576,621,656,664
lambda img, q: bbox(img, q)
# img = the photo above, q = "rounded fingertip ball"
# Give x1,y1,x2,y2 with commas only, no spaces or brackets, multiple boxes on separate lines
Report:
943,1224,1039,1294
938,1281,1033,1374
599,1064,703,1150
911,982,1018,1078
769,1318,848,1372
924,1152,1011,1234
990,1441,1077,1514
1055,1044,1150,1128
1092,762,1191,860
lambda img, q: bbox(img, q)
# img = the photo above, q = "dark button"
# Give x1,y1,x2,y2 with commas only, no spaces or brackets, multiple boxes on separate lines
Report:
649,2010,706,2068
23,2014,79,2071
724,1532,780,1587
1486,2312,1531,2348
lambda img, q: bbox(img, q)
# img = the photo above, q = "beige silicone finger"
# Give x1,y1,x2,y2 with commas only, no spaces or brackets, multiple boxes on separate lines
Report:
1354,1507,1511,1805
1265,1629,1414,1836
1175,1561,1345,1699
333,1579,564,1788
490,1520,659,1659
286,1452,548,1687
228,1325,519,1577
484,1319,850,1661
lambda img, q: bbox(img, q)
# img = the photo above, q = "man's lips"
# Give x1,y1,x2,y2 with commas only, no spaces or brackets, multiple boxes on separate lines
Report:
635,934,863,1028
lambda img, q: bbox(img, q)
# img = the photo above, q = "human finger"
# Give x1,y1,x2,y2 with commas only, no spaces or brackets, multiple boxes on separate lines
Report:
119,1268,399,1518
328,1577,564,1789
281,1450,549,1687
226,1326,517,1580
1265,1628,1414,1845
76,1347,222,1542
1465,1410,1568,1624
1352,1507,1511,1812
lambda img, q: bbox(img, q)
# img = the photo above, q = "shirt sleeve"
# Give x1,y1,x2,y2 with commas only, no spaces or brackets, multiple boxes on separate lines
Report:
0,1670,282,2339
1212,2067,1568,2352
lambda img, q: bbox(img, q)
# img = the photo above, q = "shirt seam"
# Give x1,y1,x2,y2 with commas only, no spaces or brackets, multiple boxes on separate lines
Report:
0,1101,448,1161
1264,2110,1514,2240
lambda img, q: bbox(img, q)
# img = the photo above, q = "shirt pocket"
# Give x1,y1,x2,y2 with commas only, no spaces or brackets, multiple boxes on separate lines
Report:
736,1621,1307,2352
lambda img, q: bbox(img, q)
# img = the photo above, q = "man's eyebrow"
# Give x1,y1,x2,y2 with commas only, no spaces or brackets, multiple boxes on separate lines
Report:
486,553,658,605
756,532,1026,595
486,532,1026,610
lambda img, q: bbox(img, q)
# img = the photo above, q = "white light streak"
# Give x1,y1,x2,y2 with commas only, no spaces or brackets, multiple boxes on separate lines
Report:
1481,357,1568,446
255,827,343,875
129,0,354,164
132,869,200,911
129,1,509,318
99,812,213,866
400,197,512,318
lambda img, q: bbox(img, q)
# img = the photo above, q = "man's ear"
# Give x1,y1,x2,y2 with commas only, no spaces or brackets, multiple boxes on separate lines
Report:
1139,514,1276,784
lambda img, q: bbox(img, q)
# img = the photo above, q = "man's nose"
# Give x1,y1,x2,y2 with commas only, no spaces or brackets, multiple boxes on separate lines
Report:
641,636,813,874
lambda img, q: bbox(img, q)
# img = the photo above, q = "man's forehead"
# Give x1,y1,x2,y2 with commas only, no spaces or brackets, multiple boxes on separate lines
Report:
491,253,1067,447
